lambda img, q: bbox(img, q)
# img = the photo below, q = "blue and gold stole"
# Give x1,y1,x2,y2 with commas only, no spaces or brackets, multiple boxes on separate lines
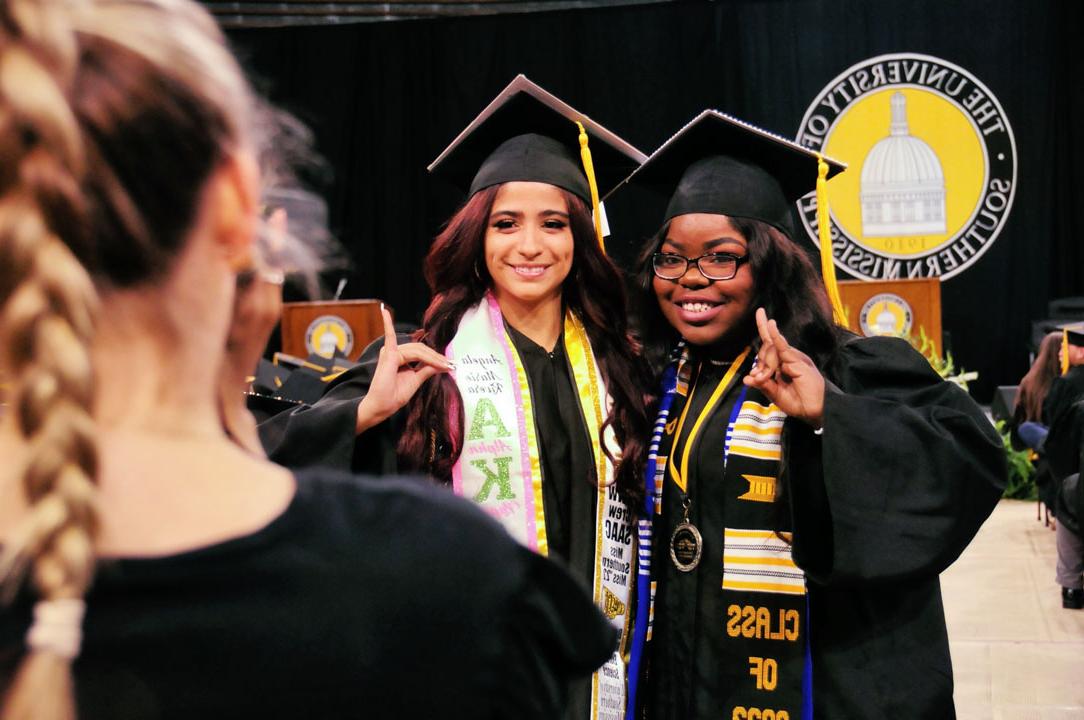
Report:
627,343,812,720
446,292,634,719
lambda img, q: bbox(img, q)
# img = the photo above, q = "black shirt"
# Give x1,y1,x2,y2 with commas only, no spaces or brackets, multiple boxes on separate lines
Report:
0,470,616,719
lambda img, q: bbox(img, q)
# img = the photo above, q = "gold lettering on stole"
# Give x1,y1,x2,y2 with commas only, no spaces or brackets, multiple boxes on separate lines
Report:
726,604,801,640
748,656,779,690
737,474,777,503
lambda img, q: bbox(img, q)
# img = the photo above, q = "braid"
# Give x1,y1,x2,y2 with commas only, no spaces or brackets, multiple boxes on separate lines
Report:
3,0,316,716
0,2,100,718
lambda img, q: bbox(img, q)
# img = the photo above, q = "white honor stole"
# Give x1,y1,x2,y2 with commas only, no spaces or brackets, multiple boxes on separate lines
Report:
446,293,633,719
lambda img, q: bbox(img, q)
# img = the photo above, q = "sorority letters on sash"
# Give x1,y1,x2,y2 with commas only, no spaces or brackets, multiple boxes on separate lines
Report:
446,293,634,719
447,294,546,552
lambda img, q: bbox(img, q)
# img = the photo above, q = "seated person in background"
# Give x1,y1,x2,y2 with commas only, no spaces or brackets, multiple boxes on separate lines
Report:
1042,326,1084,609
0,1,614,718
1043,325,1084,474
1011,331,1065,510
1013,331,1063,449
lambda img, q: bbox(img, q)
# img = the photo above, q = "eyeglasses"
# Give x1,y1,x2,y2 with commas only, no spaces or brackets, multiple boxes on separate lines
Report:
651,252,750,281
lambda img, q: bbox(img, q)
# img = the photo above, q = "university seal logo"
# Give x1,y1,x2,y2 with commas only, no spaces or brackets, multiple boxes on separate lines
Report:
797,53,1016,280
858,293,913,338
305,315,354,358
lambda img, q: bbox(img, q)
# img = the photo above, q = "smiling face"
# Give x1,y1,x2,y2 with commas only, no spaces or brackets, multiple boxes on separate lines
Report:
652,213,756,351
484,181,574,310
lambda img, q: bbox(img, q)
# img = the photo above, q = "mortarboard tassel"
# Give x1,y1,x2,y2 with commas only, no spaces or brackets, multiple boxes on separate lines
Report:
575,121,606,254
816,154,848,327
1062,329,1070,376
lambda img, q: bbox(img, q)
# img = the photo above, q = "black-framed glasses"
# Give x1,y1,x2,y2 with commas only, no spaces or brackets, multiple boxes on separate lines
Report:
651,252,749,281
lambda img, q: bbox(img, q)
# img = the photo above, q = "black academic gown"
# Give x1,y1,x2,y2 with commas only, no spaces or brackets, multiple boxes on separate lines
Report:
646,336,1006,720
1042,365,1084,428
257,326,609,719
257,334,412,476
1042,366,1084,482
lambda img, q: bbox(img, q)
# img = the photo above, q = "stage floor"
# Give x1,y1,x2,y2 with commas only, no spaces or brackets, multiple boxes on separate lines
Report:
944,499,1084,719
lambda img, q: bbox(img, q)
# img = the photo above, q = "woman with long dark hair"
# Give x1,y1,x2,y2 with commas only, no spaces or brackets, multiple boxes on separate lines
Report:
1006,331,1062,514
1015,331,1064,428
616,111,1006,720
260,77,653,719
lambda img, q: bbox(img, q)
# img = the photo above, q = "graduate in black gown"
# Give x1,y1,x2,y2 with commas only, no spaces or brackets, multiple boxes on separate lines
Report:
1039,325,1084,608
614,111,1007,720
259,76,652,720
1042,325,1084,477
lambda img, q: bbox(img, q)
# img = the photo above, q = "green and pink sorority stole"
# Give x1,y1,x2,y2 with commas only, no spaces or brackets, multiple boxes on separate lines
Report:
446,292,634,720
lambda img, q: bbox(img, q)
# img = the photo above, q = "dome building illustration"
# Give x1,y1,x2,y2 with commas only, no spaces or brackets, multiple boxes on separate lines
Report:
860,92,947,237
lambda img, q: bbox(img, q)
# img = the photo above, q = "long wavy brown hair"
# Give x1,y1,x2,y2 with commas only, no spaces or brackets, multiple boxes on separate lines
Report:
1015,331,1063,422
396,184,651,507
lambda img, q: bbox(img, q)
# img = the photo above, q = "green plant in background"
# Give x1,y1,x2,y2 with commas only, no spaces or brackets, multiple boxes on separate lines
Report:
899,325,978,390
994,420,1039,500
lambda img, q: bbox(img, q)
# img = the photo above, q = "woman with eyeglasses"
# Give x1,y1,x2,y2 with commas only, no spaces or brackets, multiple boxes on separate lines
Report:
616,112,1006,720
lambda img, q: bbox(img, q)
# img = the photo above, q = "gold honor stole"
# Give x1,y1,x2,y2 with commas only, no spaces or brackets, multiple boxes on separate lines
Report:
446,293,634,719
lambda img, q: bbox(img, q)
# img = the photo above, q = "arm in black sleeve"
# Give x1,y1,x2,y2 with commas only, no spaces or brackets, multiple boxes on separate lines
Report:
490,552,618,720
257,335,407,472
786,336,1007,585
1046,400,1084,481
1043,377,1067,427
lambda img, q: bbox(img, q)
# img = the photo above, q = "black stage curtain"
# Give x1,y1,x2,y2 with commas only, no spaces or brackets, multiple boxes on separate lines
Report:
228,0,1083,402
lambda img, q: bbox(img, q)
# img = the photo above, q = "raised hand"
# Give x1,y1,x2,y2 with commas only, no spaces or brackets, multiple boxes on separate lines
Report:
355,305,453,434
743,308,825,428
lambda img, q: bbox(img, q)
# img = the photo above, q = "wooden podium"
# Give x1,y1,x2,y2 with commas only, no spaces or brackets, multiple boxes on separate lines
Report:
837,278,942,356
280,299,385,361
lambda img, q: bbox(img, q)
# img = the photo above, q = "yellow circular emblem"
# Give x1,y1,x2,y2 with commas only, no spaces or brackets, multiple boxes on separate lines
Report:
797,54,1016,280
305,315,354,358
858,293,914,338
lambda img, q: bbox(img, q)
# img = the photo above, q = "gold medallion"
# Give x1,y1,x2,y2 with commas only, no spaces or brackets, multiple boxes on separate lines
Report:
669,521,703,572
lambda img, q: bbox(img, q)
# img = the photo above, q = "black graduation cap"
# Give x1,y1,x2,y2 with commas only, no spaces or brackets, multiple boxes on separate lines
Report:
253,359,291,396
1061,322,1084,346
619,109,850,325
617,109,846,236
1056,322,1084,375
427,75,646,203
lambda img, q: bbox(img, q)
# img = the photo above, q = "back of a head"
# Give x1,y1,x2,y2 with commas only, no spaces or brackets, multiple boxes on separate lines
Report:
0,1,259,716
1017,331,1064,422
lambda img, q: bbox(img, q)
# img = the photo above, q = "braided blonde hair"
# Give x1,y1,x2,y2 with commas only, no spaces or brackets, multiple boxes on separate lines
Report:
0,1,263,716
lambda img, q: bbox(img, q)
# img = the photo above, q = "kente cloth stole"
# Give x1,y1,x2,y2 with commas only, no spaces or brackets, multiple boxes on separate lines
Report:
446,292,634,719
626,344,812,720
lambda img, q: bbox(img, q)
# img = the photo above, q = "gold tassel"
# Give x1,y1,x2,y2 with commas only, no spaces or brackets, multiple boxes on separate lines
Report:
1061,329,1070,376
816,154,848,326
575,120,606,254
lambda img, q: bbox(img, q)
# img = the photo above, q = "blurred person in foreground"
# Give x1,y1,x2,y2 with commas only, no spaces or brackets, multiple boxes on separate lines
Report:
0,1,615,718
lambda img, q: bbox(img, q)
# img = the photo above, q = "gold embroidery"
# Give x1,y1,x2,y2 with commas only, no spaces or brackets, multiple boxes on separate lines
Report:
737,474,776,503
603,587,627,620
